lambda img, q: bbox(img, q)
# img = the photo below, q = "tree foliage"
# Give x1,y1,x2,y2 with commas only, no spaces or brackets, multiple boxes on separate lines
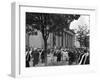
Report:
76,25,89,48
26,12,80,38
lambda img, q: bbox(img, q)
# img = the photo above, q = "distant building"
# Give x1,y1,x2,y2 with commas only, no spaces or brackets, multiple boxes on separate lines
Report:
47,30,75,49
26,29,75,49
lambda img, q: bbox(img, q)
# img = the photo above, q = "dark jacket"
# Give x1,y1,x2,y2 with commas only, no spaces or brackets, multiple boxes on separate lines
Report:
32,51,39,66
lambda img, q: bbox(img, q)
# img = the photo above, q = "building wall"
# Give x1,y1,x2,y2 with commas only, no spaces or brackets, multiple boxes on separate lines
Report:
47,31,75,49
26,33,29,47
27,30,44,48
26,30,75,49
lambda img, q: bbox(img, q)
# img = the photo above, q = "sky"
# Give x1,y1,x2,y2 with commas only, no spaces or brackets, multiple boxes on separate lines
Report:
70,15,90,30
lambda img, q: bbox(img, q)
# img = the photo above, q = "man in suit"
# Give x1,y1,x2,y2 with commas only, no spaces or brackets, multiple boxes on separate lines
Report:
32,48,39,66
57,50,62,62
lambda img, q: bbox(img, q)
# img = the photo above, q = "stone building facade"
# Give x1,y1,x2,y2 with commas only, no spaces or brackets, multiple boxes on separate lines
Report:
47,30,75,49
26,30,75,49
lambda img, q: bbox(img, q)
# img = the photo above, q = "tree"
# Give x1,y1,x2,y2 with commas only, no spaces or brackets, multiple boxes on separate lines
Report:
75,25,89,48
26,12,80,65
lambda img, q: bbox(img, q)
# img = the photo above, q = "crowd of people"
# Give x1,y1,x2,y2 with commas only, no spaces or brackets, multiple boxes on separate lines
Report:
26,47,90,67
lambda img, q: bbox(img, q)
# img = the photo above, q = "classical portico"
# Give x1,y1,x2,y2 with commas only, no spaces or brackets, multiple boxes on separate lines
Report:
47,30,75,49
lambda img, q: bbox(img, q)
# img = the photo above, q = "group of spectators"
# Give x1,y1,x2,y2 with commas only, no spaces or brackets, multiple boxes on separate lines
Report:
26,47,90,67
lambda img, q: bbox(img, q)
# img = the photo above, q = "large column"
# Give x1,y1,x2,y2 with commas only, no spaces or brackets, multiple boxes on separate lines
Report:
68,35,70,49
71,36,73,48
66,33,68,48
70,35,72,48
64,33,66,48
70,36,72,48
58,36,60,48
72,35,74,48
63,32,65,48
70,36,71,48
53,33,56,48
67,35,69,49
62,32,63,47
60,36,62,48
56,35,58,48
69,35,71,49
70,35,71,49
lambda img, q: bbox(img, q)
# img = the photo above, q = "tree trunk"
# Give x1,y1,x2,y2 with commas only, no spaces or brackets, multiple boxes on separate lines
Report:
61,31,63,47
53,33,55,47
43,37,48,66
